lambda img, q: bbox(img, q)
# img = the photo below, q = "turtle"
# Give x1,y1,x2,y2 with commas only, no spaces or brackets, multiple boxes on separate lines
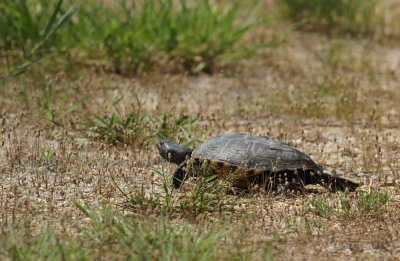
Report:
157,133,359,192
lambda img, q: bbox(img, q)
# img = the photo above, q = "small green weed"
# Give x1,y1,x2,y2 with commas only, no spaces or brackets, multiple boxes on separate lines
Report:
179,175,220,217
177,167,244,218
285,214,298,228
81,95,149,146
115,181,159,212
151,167,176,213
154,109,206,147
339,193,351,217
77,95,204,148
36,82,88,126
357,190,390,213
308,190,390,221
309,197,333,217
305,214,324,230
114,164,242,218
113,168,172,213
40,148,55,168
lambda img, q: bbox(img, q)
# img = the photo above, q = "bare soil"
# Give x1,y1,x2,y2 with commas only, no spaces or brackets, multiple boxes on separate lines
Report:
1,31,400,260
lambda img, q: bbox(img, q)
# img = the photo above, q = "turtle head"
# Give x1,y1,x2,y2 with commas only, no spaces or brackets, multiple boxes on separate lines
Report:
157,140,192,165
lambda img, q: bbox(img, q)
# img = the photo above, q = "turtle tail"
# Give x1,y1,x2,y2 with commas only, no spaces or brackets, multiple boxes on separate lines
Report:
321,172,360,192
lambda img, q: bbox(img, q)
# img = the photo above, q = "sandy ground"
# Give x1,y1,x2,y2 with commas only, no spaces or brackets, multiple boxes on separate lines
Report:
1,30,400,260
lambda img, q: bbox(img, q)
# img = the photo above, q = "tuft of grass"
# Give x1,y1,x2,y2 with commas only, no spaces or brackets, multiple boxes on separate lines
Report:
179,175,219,216
178,174,244,218
72,201,249,260
151,167,176,213
78,93,205,147
308,190,390,221
357,190,390,213
154,109,205,147
0,226,79,260
0,202,249,260
285,214,298,228
79,95,149,146
276,0,382,35
305,214,324,230
309,197,333,218
113,167,178,215
1,0,273,78
40,148,55,168
85,0,267,74
114,165,243,218
37,82,88,126
115,181,160,212
0,0,79,82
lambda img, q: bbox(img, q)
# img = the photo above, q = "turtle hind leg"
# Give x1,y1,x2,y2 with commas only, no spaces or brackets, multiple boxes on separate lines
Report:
172,161,188,188
320,172,360,192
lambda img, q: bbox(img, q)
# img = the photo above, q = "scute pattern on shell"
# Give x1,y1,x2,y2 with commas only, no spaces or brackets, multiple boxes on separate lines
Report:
192,133,322,173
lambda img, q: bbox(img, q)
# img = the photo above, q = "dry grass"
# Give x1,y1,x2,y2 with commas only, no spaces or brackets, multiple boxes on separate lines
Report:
2,3,400,260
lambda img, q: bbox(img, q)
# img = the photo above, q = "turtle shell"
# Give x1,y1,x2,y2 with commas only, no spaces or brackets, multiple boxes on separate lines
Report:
191,133,322,187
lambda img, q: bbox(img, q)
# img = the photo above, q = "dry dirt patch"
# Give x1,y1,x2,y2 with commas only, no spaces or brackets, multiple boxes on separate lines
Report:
1,32,400,260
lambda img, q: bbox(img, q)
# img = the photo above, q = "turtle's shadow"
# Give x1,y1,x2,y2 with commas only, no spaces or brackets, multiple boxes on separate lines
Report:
225,185,329,197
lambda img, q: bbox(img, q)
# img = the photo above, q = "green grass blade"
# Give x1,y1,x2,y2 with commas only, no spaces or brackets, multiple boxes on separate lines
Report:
72,199,93,219
5,51,10,72
60,96,89,118
112,96,124,107
45,4,80,41
43,0,64,38
110,176,129,199
0,55,48,83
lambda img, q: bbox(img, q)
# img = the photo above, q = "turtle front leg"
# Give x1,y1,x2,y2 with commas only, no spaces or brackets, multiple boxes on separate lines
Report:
172,161,188,188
